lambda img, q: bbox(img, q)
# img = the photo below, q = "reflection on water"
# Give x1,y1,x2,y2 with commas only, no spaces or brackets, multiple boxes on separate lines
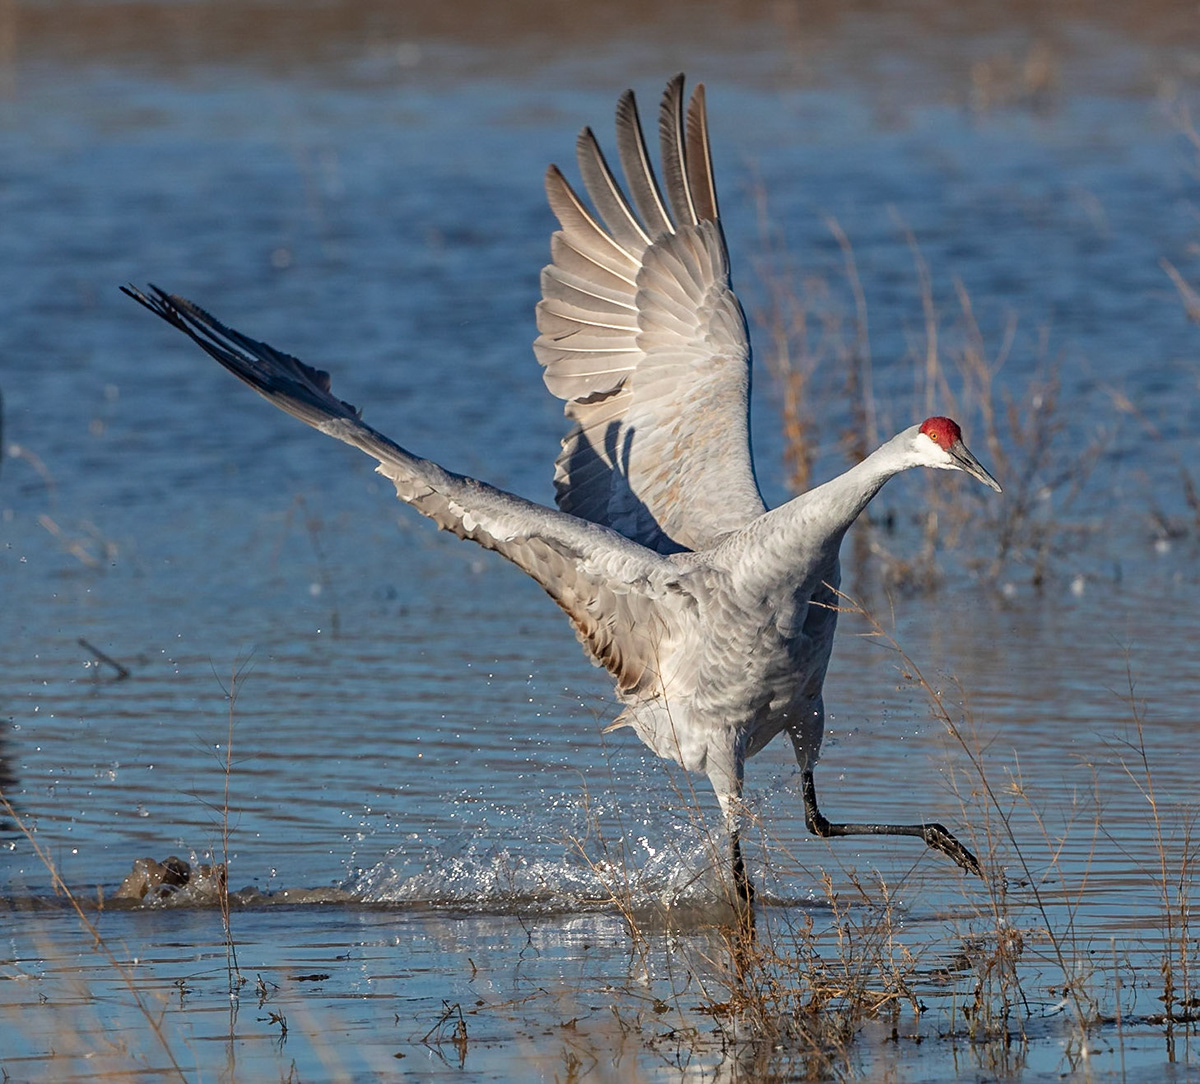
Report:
3,1,1200,1080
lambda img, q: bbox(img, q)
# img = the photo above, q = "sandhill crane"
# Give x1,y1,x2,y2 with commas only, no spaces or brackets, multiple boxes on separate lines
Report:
125,75,1000,907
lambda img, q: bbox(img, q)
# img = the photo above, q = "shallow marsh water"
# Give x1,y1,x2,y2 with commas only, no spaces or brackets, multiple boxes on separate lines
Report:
3,2,1200,1079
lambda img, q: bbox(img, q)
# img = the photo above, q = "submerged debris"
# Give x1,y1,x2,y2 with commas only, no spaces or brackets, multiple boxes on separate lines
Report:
113,855,226,903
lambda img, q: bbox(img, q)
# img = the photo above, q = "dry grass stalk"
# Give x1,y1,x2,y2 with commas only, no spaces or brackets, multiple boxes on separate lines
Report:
825,591,1104,1037
0,790,188,1080
749,177,820,494
751,207,1103,592
1112,666,1200,1045
216,660,248,1003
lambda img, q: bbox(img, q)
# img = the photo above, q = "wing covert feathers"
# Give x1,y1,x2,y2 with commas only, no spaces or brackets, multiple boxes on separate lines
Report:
535,75,765,554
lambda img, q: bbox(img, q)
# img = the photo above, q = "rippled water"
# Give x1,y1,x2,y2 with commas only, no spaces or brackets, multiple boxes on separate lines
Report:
3,3,1200,1079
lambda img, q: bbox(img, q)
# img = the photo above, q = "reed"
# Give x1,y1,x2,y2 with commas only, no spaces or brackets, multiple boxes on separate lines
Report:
752,201,1104,593
0,789,188,1081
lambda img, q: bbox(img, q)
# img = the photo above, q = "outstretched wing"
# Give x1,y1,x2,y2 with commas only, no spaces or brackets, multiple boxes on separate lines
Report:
123,286,695,698
535,75,766,555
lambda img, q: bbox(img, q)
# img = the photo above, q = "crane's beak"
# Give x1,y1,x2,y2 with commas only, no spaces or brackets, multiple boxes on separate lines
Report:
949,439,1002,493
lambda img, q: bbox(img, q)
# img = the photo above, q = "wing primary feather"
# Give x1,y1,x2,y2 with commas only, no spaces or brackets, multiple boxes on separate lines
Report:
658,73,698,228
539,300,638,332
120,284,361,426
576,127,652,250
541,265,638,312
684,83,719,223
549,234,637,293
614,89,673,238
544,165,639,273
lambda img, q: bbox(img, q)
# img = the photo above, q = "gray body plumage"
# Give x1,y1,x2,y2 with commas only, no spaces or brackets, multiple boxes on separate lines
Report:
126,76,1000,895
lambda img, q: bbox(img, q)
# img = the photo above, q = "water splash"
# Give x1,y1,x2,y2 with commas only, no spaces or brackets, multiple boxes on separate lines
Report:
343,786,738,914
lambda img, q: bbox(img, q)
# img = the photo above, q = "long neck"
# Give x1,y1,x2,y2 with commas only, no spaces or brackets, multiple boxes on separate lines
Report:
794,436,912,537
732,429,918,590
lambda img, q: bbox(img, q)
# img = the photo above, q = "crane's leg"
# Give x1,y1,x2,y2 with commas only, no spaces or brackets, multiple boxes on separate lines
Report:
801,767,981,877
788,698,980,877
713,756,755,917
715,799,754,912
729,824,754,910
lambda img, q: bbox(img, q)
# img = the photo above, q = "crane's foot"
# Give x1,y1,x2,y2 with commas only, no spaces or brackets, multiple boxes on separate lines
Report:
917,822,981,877
802,768,983,879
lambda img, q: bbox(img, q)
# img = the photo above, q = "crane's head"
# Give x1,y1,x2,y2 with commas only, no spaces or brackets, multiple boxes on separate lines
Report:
915,417,1002,492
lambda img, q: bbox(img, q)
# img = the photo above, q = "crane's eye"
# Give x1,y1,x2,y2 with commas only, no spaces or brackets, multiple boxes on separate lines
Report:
928,431,939,442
